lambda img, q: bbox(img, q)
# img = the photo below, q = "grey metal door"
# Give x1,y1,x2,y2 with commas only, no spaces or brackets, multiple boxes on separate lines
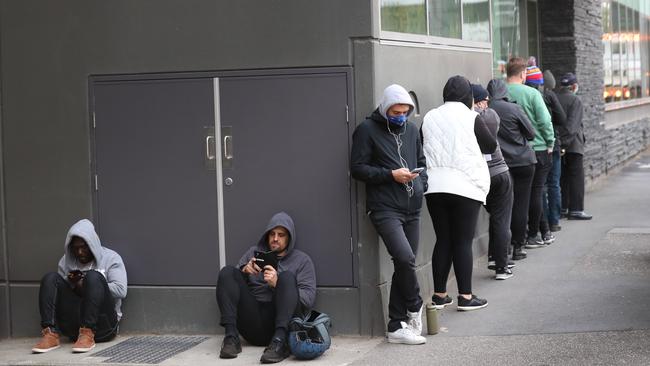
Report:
218,72,354,286
92,78,219,286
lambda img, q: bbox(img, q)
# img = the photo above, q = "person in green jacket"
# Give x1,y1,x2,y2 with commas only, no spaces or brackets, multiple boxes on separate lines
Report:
506,57,555,251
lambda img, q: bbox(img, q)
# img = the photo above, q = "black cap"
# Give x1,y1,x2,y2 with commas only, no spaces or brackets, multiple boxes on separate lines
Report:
471,84,489,103
560,73,578,86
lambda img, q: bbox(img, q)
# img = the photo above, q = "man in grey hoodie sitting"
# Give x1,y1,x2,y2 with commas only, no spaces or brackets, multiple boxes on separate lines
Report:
32,219,127,354
216,212,316,364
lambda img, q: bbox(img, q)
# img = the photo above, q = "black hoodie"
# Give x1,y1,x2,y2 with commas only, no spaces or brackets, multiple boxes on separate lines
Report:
487,79,537,167
351,84,427,214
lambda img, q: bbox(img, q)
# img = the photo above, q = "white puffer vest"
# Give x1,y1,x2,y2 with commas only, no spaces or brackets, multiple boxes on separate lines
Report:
422,102,490,204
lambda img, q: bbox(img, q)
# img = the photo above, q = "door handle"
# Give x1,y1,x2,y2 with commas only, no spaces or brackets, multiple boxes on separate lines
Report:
206,135,216,160
223,135,233,160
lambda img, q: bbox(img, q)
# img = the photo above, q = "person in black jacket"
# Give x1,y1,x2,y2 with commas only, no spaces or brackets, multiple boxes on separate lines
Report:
351,84,427,345
487,78,536,261
472,83,514,280
557,73,592,220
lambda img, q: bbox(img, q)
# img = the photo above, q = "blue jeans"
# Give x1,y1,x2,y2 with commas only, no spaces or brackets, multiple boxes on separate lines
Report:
543,149,562,226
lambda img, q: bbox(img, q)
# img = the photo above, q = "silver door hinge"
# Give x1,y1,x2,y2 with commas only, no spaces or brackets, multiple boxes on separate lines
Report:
345,105,349,123
349,237,353,254
94,174,98,191
92,112,96,129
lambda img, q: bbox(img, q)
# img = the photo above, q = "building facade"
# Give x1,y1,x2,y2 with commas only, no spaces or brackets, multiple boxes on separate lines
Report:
0,0,647,338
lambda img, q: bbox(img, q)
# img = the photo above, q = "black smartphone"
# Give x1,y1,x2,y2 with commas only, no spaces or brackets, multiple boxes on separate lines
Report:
68,270,84,280
254,250,278,270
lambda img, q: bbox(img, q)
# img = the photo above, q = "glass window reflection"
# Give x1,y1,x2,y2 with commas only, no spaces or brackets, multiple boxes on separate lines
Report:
381,0,427,35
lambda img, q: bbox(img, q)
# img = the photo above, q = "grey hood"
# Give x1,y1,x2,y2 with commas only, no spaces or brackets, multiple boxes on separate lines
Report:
237,212,317,310
544,70,556,90
255,212,296,255
378,84,415,120
487,78,510,101
58,219,128,318
62,219,104,269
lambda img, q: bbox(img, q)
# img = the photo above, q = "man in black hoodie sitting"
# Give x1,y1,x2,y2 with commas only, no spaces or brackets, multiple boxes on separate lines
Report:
216,212,316,363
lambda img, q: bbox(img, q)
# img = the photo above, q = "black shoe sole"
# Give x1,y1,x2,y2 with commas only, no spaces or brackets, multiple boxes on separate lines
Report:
220,352,239,359
458,303,488,311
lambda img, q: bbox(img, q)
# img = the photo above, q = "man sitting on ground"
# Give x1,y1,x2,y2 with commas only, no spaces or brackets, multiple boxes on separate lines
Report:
216,212,316,364
32,219,127,353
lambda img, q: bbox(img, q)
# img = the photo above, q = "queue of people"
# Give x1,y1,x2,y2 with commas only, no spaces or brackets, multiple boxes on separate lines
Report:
30,56,593,360
351,56,592,344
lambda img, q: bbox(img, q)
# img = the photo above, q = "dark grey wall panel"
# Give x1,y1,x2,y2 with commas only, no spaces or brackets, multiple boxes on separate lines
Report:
0,285,8,338
114,287,359,335
0,0,371,281
9,285,39,338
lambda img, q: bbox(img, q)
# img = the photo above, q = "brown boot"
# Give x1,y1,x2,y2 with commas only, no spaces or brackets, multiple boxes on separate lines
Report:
72,327,96,353
32,327,60,353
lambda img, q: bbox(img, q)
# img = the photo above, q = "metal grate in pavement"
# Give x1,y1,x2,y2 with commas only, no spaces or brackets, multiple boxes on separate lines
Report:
91,335,209,364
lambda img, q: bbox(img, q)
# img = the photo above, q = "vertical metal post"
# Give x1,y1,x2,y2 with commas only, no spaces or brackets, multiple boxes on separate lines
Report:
213,78,227,269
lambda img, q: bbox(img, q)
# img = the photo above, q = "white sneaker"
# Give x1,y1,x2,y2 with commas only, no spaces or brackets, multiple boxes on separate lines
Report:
387,322,426,345
406,304,423,334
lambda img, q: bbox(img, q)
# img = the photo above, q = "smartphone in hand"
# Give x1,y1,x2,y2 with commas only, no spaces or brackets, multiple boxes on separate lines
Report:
410,167,425,174
253,250,278,270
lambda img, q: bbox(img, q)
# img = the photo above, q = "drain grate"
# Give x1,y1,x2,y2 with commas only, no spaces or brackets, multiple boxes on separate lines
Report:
92,335,209,364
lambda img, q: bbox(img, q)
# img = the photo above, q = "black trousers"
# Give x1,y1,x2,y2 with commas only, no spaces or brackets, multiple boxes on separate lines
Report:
485,171,513,268
561,152,586,212
216,265,300,346
528,151,552,238
426,193,481,295
369,210,422,333
39,271,118,341
509,164,535,246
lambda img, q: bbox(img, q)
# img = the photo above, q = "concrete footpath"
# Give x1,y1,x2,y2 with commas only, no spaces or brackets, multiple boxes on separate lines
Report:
2,150,650,365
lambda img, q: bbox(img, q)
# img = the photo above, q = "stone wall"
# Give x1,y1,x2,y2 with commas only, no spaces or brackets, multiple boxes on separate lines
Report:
539,0,648,185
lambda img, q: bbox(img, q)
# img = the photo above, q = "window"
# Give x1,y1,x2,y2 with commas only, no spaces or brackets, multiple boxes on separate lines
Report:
602,0,650,103
380,0,491,44
492,0,521,78
381,0,427,35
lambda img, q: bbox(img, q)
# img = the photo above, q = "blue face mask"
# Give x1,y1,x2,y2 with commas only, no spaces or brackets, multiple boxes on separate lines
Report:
388,114,407,126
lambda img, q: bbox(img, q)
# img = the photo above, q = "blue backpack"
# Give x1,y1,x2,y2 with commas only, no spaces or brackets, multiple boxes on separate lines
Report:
288,310,331,360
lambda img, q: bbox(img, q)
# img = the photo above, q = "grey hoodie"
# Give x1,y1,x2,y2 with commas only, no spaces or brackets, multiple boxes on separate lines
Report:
237,212,316,312
57,219,128,319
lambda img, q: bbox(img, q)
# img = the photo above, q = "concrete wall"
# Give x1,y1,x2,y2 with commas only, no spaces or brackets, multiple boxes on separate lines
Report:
0,0,373,337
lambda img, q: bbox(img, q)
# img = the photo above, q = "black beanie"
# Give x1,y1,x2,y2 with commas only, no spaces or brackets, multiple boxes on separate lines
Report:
443,75,473,109
471,84,489,103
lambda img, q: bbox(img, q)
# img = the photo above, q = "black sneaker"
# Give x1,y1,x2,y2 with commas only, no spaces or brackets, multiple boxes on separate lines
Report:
560,209,569,218
431,294,453,310
219,335,242,359
549,224,562,232
512,246,527,260
457,295,488,311
260,337,290,364
542,232,556,245
495,267,513,280
488,260,516,270
568,211,593,220
524,236,545,249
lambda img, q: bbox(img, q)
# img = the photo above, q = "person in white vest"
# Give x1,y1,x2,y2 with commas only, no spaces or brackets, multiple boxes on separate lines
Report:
422,76,496,311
